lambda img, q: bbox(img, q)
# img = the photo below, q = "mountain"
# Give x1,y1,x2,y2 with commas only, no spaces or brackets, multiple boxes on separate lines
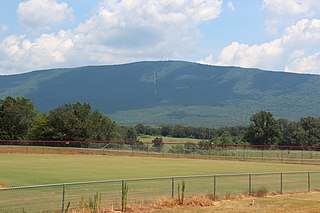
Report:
0,61,320,127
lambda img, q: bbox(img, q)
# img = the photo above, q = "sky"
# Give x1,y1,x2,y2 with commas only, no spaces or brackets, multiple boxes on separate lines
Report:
0,0,319,75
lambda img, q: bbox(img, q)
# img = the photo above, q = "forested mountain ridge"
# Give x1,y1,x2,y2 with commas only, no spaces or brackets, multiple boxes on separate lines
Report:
0,61,319,127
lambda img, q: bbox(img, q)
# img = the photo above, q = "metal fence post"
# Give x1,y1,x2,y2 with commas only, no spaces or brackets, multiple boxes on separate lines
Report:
171,177,174,198
248,174,252,196
308,172,310,192
61,184,65,213
121,179,124,211
280,173,283,194
213,175,216,201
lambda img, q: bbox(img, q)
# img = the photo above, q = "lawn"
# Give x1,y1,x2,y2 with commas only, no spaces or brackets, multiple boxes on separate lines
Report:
1,153,320,187
1,153,320,212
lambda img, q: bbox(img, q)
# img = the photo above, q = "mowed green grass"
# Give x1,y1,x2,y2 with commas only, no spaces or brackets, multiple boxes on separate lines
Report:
1,154,320,187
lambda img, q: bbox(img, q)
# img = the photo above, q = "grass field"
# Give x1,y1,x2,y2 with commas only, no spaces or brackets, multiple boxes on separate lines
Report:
1,153,320,212
1,153,320,187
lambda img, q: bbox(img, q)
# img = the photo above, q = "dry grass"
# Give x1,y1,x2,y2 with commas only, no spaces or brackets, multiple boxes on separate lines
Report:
64,191,320,213
67,195,217,213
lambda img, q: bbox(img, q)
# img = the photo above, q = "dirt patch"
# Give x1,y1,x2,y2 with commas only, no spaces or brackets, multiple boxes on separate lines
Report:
0,184,7,188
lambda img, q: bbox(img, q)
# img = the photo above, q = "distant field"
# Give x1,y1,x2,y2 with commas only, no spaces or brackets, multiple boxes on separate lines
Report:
1,153,320,187
138,135,201,143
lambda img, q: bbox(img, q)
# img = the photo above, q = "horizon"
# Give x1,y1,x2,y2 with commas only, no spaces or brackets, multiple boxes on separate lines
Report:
1,60,319,77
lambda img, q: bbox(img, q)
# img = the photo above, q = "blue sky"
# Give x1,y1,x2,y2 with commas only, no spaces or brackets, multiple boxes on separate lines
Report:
0,0,319,75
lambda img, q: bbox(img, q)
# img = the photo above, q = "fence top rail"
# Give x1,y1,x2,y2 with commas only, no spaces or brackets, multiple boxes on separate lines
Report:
1,170,320,191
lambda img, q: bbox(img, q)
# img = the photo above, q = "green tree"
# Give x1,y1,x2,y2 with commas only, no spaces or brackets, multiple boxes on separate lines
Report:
298,117,320,146
152,137,163,151
160,125,171,137
27,113,54,140
46,102,115,140
0,96,37,139
125,127,138,142
244,111,280,146
85,110,116,140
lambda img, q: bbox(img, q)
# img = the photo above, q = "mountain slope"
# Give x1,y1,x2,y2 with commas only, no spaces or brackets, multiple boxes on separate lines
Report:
0,61,319,127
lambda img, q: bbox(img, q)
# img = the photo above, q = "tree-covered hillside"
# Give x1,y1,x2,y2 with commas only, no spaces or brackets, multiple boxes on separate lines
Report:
0,61,319,127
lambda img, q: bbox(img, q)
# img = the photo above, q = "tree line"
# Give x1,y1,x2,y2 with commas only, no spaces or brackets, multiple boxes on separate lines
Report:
0,96,319,147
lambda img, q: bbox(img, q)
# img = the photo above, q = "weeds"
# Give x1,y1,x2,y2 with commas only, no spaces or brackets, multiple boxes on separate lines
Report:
64,201,70,213
251,186,268,197
177,180,186,204
77,192,101,213
122,181,129,212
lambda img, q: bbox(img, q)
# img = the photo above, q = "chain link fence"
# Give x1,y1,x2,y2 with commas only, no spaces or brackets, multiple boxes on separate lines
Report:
0,171,320,212
2,140,320,164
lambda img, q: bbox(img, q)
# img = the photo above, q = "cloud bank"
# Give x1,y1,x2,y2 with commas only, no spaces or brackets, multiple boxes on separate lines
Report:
213,19,320,73
0,0,222,74
199,1,320,74
17,0,74,31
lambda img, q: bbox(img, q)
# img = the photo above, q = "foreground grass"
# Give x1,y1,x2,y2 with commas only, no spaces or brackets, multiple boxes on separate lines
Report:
154,192,320,213
1,153,320,186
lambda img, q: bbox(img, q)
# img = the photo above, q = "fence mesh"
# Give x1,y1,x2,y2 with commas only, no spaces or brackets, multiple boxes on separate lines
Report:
1,171,319,212
0,185,62,213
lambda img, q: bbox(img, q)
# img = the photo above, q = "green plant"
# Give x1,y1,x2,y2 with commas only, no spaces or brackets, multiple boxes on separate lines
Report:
177,180,186,204
89,192,101,212
122,181,129,212
78,192,101,213
64,201,71,213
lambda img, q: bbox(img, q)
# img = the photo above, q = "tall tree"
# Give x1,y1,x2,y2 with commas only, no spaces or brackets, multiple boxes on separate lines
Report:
47,102,115,140
27,113,54,140
298,117,320,146
0,96,37,139
244,111,280,146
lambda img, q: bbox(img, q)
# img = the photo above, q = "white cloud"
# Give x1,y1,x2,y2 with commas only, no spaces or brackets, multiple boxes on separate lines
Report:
227,1,235,11
263,0,320,34
285,52,320,74
208,18,320,73
0,0,223,74
215,40,283,70
76,0,222,58
263,0,311,16
17,0,73,31
198,54,214,65
0,31,74,74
